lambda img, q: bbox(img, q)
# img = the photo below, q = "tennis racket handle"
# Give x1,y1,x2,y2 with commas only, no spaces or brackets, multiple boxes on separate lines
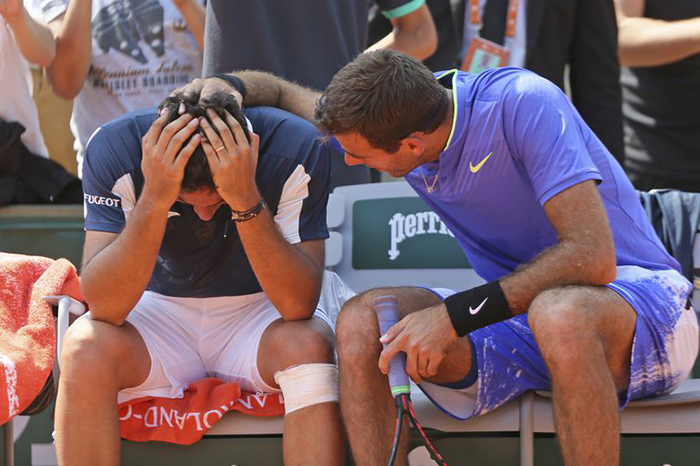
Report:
373,295,411,396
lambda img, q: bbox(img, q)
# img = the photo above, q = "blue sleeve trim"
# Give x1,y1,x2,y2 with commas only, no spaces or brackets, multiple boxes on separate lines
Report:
381,0,425,19
83,221,123,234
299,229,331,243
538,170,602,206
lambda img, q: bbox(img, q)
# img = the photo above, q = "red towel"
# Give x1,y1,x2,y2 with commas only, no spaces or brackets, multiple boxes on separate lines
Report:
0,251,282,442
0,252,82,424
118,378,284,444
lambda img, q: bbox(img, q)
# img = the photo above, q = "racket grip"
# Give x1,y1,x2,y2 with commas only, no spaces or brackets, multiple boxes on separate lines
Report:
373,295,411,397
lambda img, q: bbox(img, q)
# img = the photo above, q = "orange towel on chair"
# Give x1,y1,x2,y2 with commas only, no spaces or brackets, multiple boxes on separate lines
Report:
118,378,285,444
0,252,82,424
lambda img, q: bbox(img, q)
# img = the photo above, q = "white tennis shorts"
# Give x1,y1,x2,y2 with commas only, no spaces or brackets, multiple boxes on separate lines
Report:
115,290,334,404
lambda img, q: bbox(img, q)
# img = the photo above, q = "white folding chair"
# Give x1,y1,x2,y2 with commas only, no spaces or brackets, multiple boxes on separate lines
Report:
43,296,87,374
1,296,86,466
519,287,700,464
518,378,700,465
2,420,13,466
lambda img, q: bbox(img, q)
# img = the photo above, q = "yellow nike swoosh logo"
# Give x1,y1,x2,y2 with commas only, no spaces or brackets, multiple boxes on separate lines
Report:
469,152,493,173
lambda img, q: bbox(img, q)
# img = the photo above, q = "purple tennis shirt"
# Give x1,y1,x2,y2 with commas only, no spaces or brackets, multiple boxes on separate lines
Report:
404,68,679,281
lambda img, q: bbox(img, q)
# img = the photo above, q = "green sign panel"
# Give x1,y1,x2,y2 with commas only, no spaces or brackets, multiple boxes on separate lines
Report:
352,197,471,269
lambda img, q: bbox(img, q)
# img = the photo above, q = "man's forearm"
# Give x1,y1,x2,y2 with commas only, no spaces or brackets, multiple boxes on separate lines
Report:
366,5,438,61
81,198,169,325
6,7,55,66
236,209,323,321
46,0,92,99
173,0,204,51
236,71,320,123
492,180,617,315
618,16,700,67
366,30,436,61
500,238,616,314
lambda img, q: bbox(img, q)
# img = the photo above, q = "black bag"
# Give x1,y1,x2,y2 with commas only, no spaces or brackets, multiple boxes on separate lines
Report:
0,118,82,206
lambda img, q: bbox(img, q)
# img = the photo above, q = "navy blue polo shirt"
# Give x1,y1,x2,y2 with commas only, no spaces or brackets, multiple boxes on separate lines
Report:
82,106,332,297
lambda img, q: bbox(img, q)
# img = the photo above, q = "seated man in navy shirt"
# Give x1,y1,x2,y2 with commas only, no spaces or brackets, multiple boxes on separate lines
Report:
55,92,344,465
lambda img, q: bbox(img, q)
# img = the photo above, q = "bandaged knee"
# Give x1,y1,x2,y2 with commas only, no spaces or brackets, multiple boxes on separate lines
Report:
274,363,339,415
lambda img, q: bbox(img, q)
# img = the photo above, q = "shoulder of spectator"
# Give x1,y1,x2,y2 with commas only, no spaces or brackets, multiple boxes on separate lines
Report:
380,0,426,20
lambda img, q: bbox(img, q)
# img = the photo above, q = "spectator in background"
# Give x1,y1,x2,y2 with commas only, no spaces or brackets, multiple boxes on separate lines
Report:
0,1,83,206
1,0,54,159
451,0,625,163
202,0,438,188
43,0,205,176
615,0,700,193
369,0,461,72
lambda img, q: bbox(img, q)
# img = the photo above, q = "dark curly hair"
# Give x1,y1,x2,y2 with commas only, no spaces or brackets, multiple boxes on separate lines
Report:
314,50,448,153
158,90,251,192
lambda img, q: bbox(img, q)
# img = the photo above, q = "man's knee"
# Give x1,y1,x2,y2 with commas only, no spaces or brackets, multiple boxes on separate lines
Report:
337,291,375,339
527,288,606,371
337,288,392,360
528,287,597,342
274,363,339,415
274,320,335,367
59,318,124,383
268,321,340,414
529,287,635,390
338,288,391,324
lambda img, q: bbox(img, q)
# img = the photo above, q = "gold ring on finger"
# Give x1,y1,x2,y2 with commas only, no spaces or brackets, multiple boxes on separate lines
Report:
215,146,226,153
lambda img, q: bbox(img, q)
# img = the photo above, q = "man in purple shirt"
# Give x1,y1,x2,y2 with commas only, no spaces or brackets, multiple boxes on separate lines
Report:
177,50,698,465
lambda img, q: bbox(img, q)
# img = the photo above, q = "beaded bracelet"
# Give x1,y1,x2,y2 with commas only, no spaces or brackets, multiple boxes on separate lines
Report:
230,199,265,223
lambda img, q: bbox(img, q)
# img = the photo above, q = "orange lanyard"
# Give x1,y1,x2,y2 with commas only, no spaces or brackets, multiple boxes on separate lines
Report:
468,0,519,40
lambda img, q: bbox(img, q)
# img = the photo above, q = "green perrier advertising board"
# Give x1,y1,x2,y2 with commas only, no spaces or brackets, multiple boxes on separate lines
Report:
352,197,471,269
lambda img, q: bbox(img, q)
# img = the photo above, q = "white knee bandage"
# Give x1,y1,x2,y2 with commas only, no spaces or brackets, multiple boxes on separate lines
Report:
273,363,339,415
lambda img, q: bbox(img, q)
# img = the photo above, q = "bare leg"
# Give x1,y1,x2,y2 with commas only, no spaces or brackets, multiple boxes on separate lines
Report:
336,287,474,466
528,286,636,466
55,318,151,466
257,317,344,466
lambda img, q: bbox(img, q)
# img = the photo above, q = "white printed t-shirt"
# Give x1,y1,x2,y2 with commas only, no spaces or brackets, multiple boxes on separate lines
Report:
42,0,203,173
